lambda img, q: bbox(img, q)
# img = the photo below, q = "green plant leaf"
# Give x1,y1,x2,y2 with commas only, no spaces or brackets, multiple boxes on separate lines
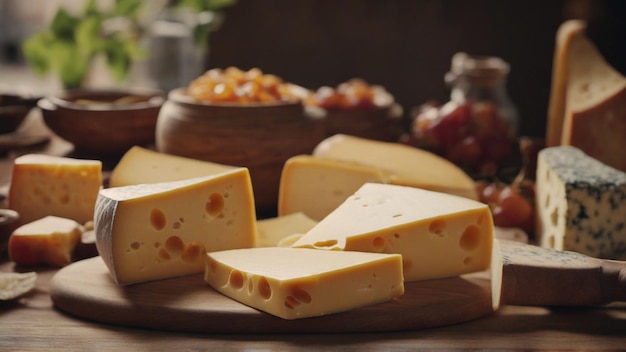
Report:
75,17,104,57
21,32,54,75
176,0,236,12
114,0,145,19
50,8,80,40
49,41,89,89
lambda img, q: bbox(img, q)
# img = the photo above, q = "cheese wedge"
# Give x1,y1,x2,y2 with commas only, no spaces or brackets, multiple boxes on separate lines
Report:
8,154,102,225
547,20,626,172
312,134,478,200
9,216,82,267
109,146,235,187
95,168,257,285
204,247,404,320
535,146,626,260
278,155,393,221
292,183,493,281
256,212,318,247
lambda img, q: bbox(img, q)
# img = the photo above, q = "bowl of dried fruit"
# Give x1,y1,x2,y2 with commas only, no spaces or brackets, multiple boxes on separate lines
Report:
304,78,403,142
38,88,165,156
156,67,326,215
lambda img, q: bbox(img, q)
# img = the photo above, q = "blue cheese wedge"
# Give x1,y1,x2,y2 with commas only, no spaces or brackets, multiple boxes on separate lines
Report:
535,146,626,259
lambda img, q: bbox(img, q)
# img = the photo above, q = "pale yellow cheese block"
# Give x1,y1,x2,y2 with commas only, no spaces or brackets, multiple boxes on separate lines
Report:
204,247,404,320
109,146,236,187
278,155,393,221
255,212,318,247
8,154,102,225
547,20,626,172
312,134,478,200
95,168,257,285
9,216,82,267
292,183,493,281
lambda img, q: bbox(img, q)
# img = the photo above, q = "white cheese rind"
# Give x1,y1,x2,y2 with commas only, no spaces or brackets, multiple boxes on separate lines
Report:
95,168,257,285
292,183,493,281
204,247,404,320
535,146,626,260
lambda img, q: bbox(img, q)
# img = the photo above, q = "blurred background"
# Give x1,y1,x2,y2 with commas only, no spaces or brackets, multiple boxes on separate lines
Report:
1,0,625,138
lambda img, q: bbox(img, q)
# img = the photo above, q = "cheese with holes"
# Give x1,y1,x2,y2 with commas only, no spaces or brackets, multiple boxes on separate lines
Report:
278,155,392,221
109,146,235,187
95,168,256,285
8,154,102,225
546,20,626,172
312,134,478,200
535,146,626,260
204,247,404,320
256,212,318,247
292,183,493,281
9,216,82,267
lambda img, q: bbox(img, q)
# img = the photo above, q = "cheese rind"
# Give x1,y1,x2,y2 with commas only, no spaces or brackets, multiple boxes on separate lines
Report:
312,134,478,200
204,247,404,320
292,183,493,281
109,146,235,187
8,154,102,225
535,146,626,260
278,155,392,221
255,212,318,247
8,216,82,267
95,168,257,285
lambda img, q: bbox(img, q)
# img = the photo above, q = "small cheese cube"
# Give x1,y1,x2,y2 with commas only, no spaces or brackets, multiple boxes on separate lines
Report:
9,216,82,267
278,155,392,221
109,146,235,187
8,154,102,225
204,247,404,320
312,134,478,200
292,183,494,281
95,168,257,285
255,212,318,247
535,146,626,260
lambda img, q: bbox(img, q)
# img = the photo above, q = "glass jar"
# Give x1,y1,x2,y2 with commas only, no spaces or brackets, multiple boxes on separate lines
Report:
445,52,519,139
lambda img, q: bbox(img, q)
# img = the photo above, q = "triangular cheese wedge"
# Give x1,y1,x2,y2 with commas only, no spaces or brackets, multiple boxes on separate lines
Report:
292,183,493,281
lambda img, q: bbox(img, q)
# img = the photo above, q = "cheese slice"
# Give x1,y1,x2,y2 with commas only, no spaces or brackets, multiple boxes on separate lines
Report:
278,155,393,221
547,20,626,172
8,154,102,225
9,216,82,267
204,247,404,320
312,134,478,200
292,183,493,281
255,212,318,247
109,146,235,187
535,146,626,260
95,168,257,285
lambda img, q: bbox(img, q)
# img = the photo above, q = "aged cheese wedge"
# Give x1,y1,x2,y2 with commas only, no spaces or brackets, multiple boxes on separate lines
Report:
278,155,393,221
95,168,257,285
292,183,493,281
312,134,478,200
8,154,102,225
109,146,235,187
9,216,82,267
256,212,318,247
204,247,404,320
535,146,626,260
547,20,626,172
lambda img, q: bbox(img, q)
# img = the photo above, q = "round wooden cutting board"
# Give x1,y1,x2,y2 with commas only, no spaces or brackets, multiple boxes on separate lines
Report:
49,256,494,334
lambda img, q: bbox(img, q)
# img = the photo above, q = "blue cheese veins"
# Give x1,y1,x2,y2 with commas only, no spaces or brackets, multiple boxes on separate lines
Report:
536,146,626,260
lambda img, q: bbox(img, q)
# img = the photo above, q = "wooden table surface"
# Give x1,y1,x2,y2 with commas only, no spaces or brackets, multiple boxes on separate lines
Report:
1,107,625,351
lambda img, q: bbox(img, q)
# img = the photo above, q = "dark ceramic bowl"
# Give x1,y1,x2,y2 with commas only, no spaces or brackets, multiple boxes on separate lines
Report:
38,88,165,155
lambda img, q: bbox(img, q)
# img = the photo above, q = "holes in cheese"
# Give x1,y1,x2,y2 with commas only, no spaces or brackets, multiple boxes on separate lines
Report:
95,168,257,285
292,183,494,281
8,154,102,226
204,247,404,320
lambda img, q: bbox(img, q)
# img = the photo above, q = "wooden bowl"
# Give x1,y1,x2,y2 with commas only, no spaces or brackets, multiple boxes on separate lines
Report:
156,88,326,215
0,93,40,134
319,102,404,142
38,88,164,156
0,209,19,259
